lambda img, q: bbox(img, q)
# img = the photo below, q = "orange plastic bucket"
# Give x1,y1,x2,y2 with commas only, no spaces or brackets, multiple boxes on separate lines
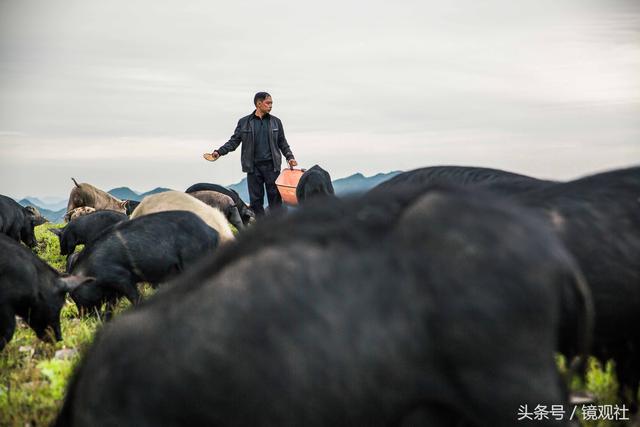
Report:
275,168,305,205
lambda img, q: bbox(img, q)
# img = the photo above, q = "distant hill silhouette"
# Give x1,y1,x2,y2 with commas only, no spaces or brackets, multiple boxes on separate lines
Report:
107,187,140,201
37,207,66,224
139,187,173,199
332,171,402,195
107,187,173,201
19,197,48,208
19,197,67,211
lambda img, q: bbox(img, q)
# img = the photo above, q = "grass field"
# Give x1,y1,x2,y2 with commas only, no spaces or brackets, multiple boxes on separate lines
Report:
0,223,637,426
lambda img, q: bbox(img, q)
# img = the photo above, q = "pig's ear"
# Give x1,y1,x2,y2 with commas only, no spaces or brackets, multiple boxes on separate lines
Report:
49,227,64,237
57,274,96,293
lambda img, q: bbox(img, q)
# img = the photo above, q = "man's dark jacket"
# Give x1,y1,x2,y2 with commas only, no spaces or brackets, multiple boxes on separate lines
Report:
216,112,294,173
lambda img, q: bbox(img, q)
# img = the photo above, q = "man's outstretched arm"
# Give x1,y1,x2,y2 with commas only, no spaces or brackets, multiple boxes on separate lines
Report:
210,121,243,158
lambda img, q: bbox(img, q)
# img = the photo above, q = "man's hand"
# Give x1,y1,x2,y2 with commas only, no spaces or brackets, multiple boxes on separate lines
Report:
203,151,221,162
288,158,298,169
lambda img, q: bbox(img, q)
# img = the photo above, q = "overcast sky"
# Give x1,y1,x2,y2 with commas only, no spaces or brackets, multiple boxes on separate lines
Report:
1,0,638,200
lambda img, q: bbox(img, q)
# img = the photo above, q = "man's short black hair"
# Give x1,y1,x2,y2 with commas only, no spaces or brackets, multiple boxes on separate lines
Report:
254,92,271,105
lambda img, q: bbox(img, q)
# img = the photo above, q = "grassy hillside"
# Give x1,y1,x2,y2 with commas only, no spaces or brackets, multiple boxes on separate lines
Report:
0,224,637,426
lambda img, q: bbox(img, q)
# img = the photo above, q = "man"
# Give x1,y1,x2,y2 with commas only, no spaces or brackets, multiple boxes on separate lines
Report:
208,92,297,215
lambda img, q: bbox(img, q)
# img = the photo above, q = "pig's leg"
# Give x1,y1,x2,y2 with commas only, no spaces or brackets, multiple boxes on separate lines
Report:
103,298,117,321
0,310,17,350
104,271,141,307
119,282,141,306
160,263,183,284
228,206,244,230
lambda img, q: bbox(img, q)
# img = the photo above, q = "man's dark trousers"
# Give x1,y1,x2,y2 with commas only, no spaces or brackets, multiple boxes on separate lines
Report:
248,160,282,216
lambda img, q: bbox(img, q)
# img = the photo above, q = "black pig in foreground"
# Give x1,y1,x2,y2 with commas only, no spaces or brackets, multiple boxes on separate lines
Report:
65,210,219,318
514,166,640,396
50,210,128,255
0,235,75,349
371,165,557,196
0,194,38,247
55,187,589,426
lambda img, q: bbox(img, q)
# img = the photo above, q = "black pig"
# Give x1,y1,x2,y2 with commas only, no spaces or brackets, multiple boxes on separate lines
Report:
0,194,38,247
514,166,640,396
50,210,128,255
65,210,220,318
122,199,140,216
55,187,590,426
24,205,48,226
0,234,75,349
296,164,335,204
371,165,557,196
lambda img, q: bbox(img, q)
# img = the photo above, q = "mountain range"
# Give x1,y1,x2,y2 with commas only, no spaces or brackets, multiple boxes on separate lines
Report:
17,171,401,223
106,187,173,202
